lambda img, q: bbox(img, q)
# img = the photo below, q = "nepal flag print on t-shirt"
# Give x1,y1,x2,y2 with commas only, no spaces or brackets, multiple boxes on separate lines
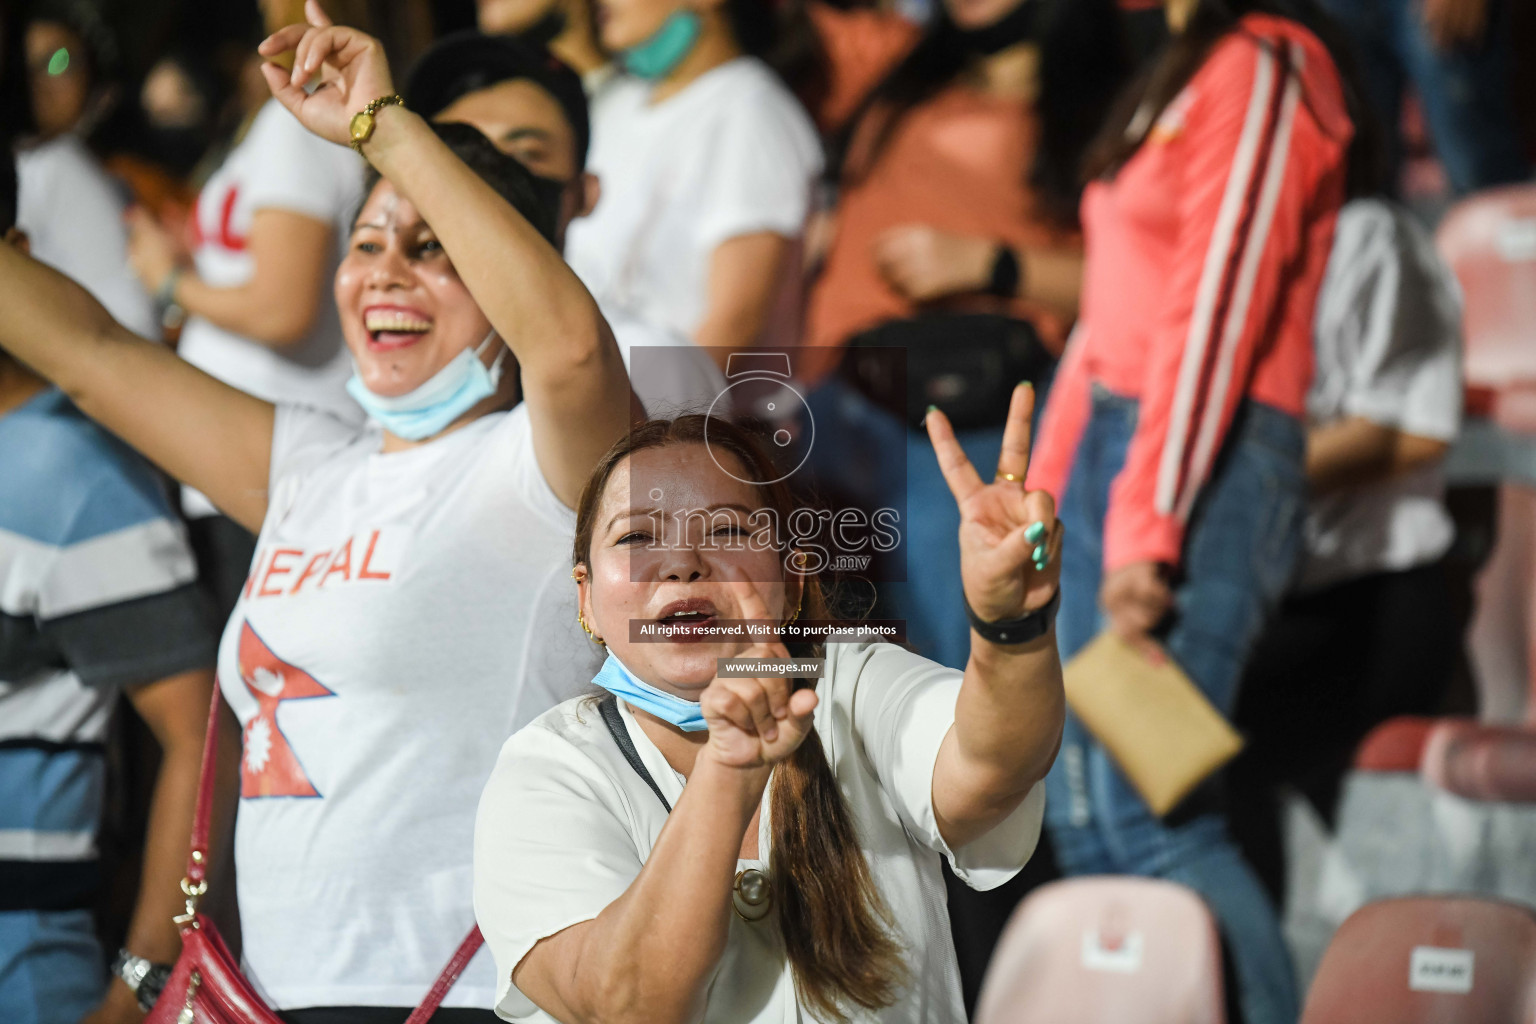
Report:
237,621,334,798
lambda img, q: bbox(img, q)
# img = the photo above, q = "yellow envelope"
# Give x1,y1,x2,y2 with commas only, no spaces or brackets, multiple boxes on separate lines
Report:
1063,631,1245,817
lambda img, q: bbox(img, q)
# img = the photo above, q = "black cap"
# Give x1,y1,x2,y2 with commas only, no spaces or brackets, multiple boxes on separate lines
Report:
404,32,590,174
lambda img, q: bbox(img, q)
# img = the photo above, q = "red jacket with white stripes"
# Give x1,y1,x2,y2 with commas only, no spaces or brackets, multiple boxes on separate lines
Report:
1027,14,1352,573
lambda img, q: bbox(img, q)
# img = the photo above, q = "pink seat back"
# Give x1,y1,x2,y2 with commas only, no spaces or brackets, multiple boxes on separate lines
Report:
1354,716,1444,772
1422,721,1536,801
1302,897,1536,1024
1436,185,1536,390
974,876,1225,1024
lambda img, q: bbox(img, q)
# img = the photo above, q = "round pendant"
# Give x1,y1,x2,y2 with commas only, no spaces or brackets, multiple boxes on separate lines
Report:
732,867,773,922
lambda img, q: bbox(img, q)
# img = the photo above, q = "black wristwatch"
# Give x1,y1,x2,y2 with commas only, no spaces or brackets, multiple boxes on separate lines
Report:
111,948,174,1012
987,244,1021,298
965,587,1060,645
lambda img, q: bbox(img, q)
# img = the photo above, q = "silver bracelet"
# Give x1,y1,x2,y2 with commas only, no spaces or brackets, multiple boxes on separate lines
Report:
110,948,174,1012
155,266,183,308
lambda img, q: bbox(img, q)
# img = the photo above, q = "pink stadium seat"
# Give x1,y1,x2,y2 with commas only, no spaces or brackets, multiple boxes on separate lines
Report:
1436,184,1536,392
973,877,1224,1024
1354,716,1444,773
1301,896,1536,1023
1436,186,1536,734
1422,721,1536,802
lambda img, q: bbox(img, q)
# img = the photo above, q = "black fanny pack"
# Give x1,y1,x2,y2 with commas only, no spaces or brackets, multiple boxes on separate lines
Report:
840,313,1053,431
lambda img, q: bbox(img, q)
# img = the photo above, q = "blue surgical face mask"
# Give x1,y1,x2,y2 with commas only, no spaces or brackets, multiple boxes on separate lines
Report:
347,330,507,441
621,10,701,80
593,652,708,732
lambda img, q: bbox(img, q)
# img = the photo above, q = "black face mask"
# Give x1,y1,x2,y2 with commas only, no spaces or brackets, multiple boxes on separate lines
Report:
139,125,210,178
519,7,567,49
954,0,1046,56
530,172,571,245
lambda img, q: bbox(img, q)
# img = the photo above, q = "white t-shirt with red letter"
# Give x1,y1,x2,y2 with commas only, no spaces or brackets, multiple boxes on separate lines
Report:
219,402,602,1009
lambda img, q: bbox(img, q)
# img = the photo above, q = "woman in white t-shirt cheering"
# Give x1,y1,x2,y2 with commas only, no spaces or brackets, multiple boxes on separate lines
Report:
0,6,632,1017
565,0,823,368
474,385,1064,1023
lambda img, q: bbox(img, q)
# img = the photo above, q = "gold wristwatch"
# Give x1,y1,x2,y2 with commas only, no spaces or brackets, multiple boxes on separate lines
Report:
349,94,404,154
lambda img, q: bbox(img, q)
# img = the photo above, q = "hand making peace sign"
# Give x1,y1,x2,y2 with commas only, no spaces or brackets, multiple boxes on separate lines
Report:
925,384,1063,627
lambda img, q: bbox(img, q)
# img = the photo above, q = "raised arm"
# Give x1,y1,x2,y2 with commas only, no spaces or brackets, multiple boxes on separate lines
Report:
925,383,1065,849
259,1,635,507
0,244,275,531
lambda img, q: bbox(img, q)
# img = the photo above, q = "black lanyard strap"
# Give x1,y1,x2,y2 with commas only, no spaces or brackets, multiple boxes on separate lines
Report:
598,694,673,813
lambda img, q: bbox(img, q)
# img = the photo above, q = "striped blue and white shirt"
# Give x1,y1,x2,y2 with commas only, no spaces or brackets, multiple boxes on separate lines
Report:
0,389,217,911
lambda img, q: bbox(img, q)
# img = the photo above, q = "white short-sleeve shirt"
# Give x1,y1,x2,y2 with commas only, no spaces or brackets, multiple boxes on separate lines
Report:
219,403,603,1009
1301,198,1464,590
474,641,1046,1023
16,135,157,339
565,58,823,344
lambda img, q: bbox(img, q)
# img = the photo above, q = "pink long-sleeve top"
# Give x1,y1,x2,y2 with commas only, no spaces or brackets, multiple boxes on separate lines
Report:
1027,15,1353,573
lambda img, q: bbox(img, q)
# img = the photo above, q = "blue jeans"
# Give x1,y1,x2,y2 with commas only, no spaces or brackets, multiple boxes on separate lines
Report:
0,909,104,1024
1320,0,1529,194
1045,387,1305,1024
891,422,1010,669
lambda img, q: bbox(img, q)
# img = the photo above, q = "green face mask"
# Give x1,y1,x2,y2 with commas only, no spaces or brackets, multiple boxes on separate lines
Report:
621,10,702,80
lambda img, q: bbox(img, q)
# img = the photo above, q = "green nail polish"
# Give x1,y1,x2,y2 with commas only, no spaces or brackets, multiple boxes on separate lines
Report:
926,404,939,415
1032,543,1047,563
1025,521,1046,544
1019,380,1033,390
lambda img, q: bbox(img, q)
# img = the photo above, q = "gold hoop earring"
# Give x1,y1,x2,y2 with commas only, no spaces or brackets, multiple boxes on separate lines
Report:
783,553,807,628
783,586,804,628
578,611,605,646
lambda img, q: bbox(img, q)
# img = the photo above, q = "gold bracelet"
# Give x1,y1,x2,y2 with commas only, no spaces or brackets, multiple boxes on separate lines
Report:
348,94,405,155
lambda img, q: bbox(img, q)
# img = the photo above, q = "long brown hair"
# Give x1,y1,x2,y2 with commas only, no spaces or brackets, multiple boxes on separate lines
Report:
572,416,908,1021
1082,0,1381,195
825,0,1131,227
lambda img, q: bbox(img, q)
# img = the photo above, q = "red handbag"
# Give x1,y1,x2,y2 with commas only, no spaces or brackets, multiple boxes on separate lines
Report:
147,687,484,1024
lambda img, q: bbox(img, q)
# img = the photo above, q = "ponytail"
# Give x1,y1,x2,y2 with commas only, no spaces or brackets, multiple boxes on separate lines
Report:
770,697,908,1019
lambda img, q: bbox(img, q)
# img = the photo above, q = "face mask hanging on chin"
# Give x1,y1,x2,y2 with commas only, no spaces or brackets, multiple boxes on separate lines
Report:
347,329,508,441
593,652,709,732
621,10,703,80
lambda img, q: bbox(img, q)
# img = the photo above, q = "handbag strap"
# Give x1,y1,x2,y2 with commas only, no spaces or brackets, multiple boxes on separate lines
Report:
181,683,484,1020
403,925,485,1024
185,682,223,889
598,695,672,813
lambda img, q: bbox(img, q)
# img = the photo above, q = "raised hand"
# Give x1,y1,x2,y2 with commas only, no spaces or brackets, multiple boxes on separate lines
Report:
256,0,396,149
699,580,818,769
926,383,1062,624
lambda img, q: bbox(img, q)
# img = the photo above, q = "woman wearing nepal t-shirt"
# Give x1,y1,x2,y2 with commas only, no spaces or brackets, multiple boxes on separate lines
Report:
799,0,1129,672
562,0,823,374
474,386,1065,1023
0,10,634,1019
